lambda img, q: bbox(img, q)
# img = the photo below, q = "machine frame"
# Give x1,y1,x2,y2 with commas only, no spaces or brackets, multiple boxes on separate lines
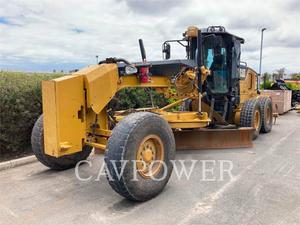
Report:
41,26,263,157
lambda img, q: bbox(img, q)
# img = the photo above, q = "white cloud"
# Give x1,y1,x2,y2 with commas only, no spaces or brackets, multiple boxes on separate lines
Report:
0,0,299,73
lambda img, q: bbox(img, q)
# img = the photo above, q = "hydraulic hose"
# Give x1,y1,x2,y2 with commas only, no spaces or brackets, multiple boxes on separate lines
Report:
98,57,131,65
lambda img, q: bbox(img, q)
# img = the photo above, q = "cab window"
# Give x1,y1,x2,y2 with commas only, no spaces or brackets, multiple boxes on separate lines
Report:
239,67,247,80
204,44,228,94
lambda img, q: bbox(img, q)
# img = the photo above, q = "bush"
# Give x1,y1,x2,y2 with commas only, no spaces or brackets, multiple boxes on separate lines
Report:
108,88,168,110
260,80,273,89
0,72,62,156
285,82,300,91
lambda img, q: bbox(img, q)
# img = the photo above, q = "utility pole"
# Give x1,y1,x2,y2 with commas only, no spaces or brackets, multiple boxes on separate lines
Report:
259,28,267,89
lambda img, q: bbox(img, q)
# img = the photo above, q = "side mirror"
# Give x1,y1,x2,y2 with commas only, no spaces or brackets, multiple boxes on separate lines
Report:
162,43,171,60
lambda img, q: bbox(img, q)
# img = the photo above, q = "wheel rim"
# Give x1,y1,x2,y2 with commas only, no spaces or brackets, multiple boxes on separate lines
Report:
254,110,260,130
266,106,271,124
136,135,164,179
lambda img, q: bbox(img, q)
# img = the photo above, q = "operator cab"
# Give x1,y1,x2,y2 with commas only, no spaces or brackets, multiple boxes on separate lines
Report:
200,26,244,100
162,26,245,120
201,26,245,119
163,26,244,98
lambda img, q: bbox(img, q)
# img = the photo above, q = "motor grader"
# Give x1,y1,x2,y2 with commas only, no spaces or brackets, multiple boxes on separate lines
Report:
31,26,273,201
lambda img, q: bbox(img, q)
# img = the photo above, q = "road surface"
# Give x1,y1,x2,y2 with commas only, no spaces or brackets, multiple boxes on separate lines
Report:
0,111,299,225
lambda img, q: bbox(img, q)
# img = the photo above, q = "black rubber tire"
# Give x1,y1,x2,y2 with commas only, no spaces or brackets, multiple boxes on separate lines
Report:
31,115,92,170
104,112,175,201
240,99,262,140
258,97,273,133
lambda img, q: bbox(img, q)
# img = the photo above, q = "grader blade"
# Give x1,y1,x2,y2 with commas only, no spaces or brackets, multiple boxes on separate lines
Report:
174,127,254,150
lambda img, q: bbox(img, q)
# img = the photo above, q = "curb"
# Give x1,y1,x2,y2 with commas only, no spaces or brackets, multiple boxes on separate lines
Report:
0,155,37,171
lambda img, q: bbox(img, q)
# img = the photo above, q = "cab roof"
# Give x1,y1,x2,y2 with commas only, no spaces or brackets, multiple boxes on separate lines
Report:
200,26,245,44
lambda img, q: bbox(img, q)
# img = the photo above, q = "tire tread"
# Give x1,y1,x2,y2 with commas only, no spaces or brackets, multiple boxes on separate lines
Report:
104,112,174,201
240,99,262,139
31,115,92,170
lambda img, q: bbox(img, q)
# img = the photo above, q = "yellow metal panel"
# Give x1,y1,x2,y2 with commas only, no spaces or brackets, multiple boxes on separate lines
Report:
84,64,119,114
42,81,59,156
161,112,210,128
115,111,210,129
82,64,170,115
118,76,170,89
42,75,86,157
240,68,258,103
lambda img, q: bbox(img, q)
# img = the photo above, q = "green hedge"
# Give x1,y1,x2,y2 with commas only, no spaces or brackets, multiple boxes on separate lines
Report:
260,80,273,89
0,72,168,156
109,88,168,110
285,82,300,91
0,72,62,155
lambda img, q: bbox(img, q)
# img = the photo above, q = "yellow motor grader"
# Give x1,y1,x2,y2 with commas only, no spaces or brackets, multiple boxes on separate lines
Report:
31,26,273,201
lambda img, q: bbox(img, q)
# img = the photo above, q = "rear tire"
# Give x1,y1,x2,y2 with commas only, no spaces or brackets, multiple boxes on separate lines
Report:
258,97,273,133
240,99,262,140
31,115,92,170
104,112,175,201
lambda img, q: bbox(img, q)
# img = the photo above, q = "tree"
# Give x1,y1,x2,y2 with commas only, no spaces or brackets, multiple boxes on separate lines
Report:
276,68,286,79
272,68,286,81
262,72,271,82
261,72,272,89
291,73,300,80
272,72,278,81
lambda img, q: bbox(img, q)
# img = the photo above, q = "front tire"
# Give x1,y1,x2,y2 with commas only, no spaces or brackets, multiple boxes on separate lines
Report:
104,112,175,201
240,99,262,140
31,115,92,170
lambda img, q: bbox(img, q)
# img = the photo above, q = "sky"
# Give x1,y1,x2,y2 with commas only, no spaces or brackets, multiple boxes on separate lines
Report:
0,0,299,74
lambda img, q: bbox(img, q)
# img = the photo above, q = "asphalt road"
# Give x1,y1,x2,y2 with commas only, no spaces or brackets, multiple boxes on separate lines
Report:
0,111,299,225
